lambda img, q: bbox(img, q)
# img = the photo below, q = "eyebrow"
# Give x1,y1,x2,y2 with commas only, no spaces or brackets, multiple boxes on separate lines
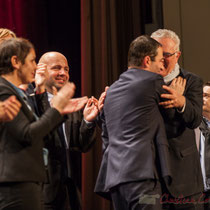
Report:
51,65,69,71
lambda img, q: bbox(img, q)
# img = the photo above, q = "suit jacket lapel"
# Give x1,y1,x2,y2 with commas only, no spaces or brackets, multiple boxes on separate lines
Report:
0,77,35,122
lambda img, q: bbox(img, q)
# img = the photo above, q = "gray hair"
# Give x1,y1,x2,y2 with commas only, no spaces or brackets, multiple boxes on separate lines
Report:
151,29,180,51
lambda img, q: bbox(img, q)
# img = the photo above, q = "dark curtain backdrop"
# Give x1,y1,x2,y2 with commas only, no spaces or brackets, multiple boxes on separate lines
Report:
0,0,81,97
81,1,143,209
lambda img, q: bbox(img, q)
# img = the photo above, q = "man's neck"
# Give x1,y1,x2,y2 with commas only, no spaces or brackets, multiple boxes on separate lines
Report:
128,65,149,71
1,72,21,87
164,63,180,84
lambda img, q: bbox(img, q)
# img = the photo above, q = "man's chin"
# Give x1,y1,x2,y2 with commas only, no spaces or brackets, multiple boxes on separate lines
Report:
55,84,64,91
158,71,167,77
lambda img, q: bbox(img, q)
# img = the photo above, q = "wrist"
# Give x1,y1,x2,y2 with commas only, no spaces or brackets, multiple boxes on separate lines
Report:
35,85,46,94
177,96,186,112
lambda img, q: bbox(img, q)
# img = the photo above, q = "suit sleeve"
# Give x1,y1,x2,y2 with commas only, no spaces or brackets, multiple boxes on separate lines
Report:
5,107,64,146
99,109,109,152
181,75,203,128
0,85,64,146
68,110,96,152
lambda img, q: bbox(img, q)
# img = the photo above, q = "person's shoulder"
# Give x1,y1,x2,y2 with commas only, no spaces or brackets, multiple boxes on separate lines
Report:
0,77,16,93
180,68,202,82
180,68,203,90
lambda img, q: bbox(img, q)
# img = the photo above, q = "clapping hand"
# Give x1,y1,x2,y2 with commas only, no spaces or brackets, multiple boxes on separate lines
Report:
83,97,99,122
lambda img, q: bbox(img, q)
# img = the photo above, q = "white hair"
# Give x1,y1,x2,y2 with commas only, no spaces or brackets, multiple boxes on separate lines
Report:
151,29,180,51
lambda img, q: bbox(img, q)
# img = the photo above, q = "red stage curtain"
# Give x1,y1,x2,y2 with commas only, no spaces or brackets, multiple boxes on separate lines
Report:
81,0,143,209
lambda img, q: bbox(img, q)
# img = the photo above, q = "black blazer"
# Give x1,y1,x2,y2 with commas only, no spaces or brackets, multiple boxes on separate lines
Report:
36,92,96,205
95,68,171,198
0,76,64,183
161,68,204,197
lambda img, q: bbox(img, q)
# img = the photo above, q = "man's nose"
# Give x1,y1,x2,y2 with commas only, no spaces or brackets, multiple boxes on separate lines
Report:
203,97,207,103
58,68,66,75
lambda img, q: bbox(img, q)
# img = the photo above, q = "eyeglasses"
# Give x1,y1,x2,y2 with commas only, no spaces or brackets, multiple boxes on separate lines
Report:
163,52,177,58
203,93,210,98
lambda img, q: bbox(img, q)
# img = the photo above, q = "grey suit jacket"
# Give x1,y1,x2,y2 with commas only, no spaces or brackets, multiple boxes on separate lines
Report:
36,91,96,205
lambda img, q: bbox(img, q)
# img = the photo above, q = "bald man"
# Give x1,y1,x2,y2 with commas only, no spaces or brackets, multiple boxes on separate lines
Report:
38,52,99,210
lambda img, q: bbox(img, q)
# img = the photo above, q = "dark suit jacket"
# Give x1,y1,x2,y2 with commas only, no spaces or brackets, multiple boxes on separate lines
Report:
36,92,96,206
0,76,64,183
195,118,210,190
95,68,171,198
161,68,204,197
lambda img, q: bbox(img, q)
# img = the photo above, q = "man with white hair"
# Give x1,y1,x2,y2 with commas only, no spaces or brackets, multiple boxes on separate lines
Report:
151,29,203,209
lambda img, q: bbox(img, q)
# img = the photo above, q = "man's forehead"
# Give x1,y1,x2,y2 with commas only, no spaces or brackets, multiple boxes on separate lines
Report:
157,38,176,50
204,86,210,93
47,56,68,67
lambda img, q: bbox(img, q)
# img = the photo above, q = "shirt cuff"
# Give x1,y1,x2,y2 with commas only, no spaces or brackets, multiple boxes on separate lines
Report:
177,101,186,113
84,118,95,128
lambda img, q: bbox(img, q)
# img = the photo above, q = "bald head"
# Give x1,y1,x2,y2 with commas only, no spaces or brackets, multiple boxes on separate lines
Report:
39,51,67,64
39,51,70,93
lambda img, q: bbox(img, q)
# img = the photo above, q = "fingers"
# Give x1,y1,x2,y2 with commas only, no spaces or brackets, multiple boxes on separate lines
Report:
4,104,19,120
161,92,174,100
105,86,109,92
1,96,21,121
159,100,175,108
170,78,177,87
37,63,47,69
62,97,88,114
86,97,98,108
36,63,47,73
182,78,186,89
5,96,21,111
65,82,75,99
98,88,107,111
3,109,14,121
162,85,174,94
171,77,186,88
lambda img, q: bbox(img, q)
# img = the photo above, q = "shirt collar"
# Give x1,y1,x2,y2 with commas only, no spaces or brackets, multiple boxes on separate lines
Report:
164,63,180,84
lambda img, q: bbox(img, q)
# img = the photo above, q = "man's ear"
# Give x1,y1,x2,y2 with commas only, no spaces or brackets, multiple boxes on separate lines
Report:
175,51,181,60
11,56,21,70
142,56,151,68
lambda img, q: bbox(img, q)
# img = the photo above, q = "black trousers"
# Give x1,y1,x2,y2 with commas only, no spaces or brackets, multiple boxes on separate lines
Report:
0,182,44,210
110,179,162,210
44,178,81,210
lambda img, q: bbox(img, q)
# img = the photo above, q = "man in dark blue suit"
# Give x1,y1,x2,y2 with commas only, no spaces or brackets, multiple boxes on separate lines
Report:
95,35,171,210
